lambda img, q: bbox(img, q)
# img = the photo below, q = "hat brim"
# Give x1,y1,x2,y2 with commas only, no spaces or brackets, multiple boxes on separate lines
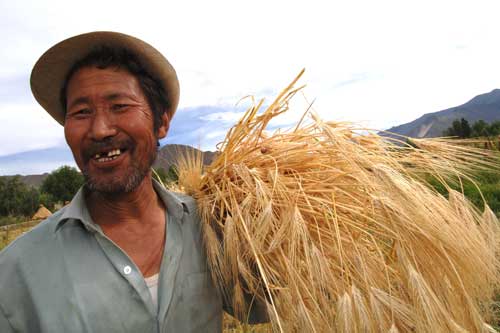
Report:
30,31,179,125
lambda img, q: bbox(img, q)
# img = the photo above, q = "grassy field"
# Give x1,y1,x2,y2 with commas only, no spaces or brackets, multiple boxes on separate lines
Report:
0,221,38,250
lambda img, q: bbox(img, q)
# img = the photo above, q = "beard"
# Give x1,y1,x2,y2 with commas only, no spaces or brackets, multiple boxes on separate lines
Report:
81,138,157,194
83,160,152,194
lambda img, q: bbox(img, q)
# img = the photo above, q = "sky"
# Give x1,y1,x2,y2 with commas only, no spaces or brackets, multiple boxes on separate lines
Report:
2,0,500,174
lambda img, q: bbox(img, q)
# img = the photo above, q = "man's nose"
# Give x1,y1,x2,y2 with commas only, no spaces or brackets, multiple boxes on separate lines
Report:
89,109,117,141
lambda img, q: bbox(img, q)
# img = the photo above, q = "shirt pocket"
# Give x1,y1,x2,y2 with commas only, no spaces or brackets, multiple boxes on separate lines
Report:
181,271,222,332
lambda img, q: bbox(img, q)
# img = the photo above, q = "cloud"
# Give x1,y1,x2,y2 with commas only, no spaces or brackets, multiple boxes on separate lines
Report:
0,146,75,175
199,111,246,123
3,0,500,173
205,130,229,140
332,73,373,89
0,74,32,104
0,103,65,157
162,105,248,151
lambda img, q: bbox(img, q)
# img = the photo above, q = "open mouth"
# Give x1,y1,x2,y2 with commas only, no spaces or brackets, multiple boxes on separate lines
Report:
92,148,127,163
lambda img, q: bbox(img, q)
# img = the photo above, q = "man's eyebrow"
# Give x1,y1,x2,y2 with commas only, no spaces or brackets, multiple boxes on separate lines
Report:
104,93,134,101
67,97,90,110
67,93,135,110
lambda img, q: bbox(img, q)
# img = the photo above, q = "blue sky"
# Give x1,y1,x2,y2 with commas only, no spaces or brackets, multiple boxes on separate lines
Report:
2,0,500,175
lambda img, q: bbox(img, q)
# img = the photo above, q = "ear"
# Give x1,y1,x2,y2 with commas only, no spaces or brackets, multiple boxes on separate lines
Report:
156,111,170,139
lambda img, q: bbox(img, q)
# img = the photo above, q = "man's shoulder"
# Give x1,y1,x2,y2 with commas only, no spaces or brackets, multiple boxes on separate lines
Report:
168,191,198,209
0,208,65,261
153,181,199,217
163,190,204,235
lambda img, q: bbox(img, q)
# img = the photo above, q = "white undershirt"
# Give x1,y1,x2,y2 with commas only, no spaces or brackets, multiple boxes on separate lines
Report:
144,273,159,312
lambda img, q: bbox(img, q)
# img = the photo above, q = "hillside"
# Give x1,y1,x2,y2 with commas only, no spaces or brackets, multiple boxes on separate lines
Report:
153,144,216,171
0,173,49,188
1,144,215,187
386,89,500,138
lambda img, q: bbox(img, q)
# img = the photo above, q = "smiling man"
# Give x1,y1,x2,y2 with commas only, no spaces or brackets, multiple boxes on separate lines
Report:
0,32,233,332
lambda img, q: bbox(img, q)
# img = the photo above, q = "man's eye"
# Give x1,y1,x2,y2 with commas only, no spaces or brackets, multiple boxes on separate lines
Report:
112,104,128,111
68,108,91,117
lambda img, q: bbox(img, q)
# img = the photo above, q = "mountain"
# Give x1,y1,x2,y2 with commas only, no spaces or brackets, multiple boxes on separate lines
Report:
386,89,500,138
0,173,49,188
0,146,75,176
153,144,216,170
0,144,216,187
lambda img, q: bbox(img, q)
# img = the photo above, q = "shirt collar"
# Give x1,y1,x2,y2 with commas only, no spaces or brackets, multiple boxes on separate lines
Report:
54,179,189,233
152,179,190,220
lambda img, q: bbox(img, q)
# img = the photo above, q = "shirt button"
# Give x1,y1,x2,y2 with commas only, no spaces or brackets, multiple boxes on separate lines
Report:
123,265,132,275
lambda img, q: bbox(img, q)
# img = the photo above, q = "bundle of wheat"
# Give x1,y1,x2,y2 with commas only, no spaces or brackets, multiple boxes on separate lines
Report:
174,71,500,332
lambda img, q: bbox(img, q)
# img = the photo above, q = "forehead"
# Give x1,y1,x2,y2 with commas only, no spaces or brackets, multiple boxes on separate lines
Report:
66,66,143,101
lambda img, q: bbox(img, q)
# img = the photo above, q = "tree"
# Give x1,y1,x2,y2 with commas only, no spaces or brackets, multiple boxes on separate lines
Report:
38,192,56,211
488,121,500,136
471,120,488,137
443,118,471,138
444,119,460,137
18,186,41,217
0,176,40,217
153,165,178,185
41,166,84,204
460,118,471,138
166,165,179,183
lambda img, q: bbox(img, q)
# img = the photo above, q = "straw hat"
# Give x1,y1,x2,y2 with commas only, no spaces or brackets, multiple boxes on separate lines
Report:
30,31,179,125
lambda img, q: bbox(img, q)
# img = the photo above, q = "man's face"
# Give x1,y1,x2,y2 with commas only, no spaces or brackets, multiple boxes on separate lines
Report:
64,66,167,194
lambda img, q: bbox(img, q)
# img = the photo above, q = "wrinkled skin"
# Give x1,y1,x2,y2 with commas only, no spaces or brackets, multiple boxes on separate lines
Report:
64,66,168,193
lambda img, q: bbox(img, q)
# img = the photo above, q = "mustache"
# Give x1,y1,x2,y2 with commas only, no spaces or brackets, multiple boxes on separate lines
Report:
83,137,134,159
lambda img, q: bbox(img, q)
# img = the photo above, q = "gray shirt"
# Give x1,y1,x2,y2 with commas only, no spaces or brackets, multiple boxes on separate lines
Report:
0,181,222,332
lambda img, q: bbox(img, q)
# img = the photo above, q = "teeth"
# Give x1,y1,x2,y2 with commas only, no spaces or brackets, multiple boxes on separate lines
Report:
93,149,122,162
107,149,121,157
96,155,119,162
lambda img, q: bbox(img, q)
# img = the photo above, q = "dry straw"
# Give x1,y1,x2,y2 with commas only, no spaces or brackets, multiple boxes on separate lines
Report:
174,70,500,332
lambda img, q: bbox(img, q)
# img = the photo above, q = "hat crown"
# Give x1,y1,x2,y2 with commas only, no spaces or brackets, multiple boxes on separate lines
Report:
31,31,180,125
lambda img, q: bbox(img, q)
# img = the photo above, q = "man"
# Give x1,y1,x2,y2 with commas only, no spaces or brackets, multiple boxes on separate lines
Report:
0,31,264,332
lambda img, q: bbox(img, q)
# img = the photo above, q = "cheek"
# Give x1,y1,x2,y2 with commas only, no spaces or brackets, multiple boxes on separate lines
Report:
64,124,85,162
122,109,158,143
136,128,158,151
64,126,75,149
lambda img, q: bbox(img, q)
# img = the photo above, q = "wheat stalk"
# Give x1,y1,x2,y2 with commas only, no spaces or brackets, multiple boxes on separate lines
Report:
174,71,500,332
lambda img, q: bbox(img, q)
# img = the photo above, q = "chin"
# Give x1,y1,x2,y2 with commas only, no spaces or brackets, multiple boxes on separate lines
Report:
83,167,149,194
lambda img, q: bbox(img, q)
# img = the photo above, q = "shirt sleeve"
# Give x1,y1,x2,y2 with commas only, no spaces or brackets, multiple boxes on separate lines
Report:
0,305,14,333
